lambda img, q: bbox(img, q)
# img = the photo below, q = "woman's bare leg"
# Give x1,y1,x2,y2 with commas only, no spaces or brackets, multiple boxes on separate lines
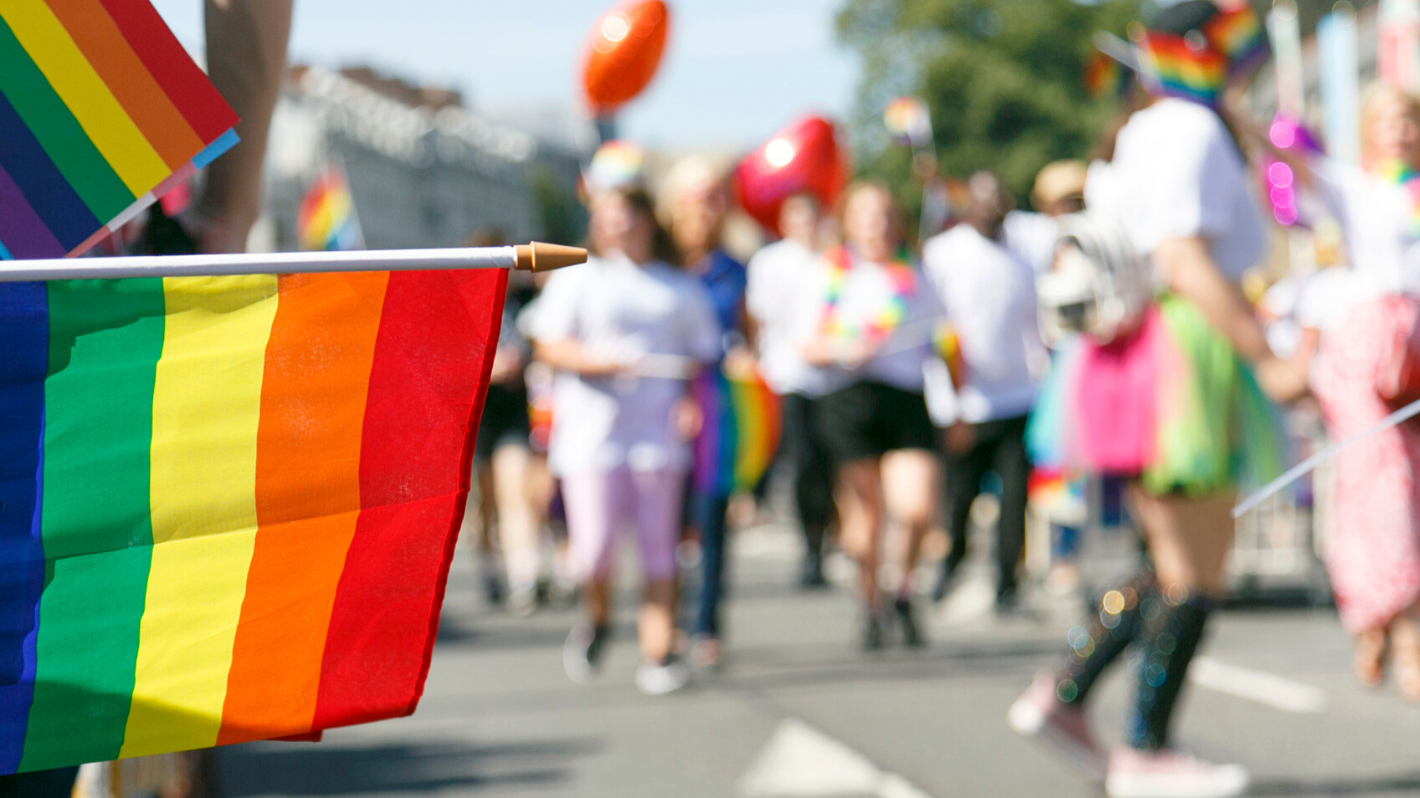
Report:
882,450,939,592
492,444,542,596
836,458,885,610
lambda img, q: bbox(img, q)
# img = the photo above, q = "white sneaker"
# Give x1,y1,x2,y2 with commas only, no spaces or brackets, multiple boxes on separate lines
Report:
634,657,689,696
562,623,609,685
1105,746,1249,798
1007,673,1106,780
506,585,538,619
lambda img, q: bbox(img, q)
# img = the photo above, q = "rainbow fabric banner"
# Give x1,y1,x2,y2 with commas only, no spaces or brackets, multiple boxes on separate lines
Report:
298,165,364,251
693,367,783,496
0,0,239,260
0,269,505,773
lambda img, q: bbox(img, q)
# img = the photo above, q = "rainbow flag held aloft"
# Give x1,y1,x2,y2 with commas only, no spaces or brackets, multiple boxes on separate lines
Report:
0,0,239,260
0,269,506,773
297,165,364,251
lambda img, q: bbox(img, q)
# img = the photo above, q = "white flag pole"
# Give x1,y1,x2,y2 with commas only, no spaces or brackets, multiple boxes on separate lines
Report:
0,242,586,283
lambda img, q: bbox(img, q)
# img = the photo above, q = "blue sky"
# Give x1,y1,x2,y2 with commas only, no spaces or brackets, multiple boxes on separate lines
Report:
149,0,862,150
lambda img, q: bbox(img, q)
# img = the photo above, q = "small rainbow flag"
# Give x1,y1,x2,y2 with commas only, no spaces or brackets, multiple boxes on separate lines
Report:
0,0,239,260
0,269,505,772
1204,5,1268,78
693,366,783,496
297,165,364,251
883,96,932,149
1084,50,1131,98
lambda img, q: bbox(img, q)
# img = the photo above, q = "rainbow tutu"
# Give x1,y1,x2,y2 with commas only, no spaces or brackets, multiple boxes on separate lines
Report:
1029,294,1283,496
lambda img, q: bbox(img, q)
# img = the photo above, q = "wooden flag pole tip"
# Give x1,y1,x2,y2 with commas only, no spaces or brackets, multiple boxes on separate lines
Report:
515,242,587,272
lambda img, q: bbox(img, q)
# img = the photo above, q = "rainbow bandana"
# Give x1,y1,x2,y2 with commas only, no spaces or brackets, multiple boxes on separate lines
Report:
818,245,918,342
1371,158,1420,238
1136,3,1268,106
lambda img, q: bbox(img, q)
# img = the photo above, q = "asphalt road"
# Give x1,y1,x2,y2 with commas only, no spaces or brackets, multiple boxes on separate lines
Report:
213,519,1420,798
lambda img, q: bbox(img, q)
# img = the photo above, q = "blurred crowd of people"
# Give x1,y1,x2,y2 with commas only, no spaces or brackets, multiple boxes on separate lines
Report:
462,2,1420,796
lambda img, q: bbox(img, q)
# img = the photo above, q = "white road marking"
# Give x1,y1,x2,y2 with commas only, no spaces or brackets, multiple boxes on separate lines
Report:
1188,656,1327,714
741,718,934,798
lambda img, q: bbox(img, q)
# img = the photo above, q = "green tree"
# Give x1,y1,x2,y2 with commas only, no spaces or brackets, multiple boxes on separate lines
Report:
837,0,1140,214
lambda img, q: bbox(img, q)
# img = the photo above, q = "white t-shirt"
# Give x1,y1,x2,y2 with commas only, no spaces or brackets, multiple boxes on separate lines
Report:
1002,211,1060,276
1312,159,1420,297
745,239,832,396
531,254,722,476
1097,98,1267,281
790,247,943,394
921,224,1045,425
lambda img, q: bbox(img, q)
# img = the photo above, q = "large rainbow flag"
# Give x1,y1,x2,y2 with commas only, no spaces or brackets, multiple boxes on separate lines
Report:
0,268,506,772
0,0,239,260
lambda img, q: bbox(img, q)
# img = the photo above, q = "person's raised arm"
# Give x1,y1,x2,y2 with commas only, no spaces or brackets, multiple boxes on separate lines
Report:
196,0,294,253
1153,236,1308,401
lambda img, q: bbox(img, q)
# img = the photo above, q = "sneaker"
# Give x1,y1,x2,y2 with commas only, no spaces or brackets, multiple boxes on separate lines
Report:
894,596,924,648
931,560,960,603
860,612,885,651
1007,673,1106,780
635,656,690,695
562,622,610,684
799,552,828,589
1105,746,1249,798
506,585,538,619
689,635,723,670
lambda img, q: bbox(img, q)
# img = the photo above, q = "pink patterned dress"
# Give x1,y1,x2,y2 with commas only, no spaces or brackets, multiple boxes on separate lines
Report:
1313,295,1420,633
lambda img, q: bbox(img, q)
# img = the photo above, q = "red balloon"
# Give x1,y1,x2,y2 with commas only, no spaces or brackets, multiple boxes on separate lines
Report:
733,116,850,235
582,0,670,114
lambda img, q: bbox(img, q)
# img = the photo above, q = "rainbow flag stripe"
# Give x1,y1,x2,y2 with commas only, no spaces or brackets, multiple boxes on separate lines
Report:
0,269,505,772
1139,32,1229,105
0,0,238,260
693,367,783,496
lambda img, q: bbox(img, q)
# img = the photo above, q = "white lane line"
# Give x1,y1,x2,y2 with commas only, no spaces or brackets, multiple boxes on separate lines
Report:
1188,656,1327,714
741,718,934,798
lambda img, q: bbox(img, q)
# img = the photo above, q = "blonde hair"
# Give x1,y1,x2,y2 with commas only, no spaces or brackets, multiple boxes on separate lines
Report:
1360,82,1420,164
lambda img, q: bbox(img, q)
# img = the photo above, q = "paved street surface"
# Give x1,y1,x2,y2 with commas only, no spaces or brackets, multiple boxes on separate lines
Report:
214,518,1420,797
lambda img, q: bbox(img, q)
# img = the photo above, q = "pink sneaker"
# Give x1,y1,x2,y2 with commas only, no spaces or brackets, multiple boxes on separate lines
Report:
1105,746,1249,798
1007,673,1106,780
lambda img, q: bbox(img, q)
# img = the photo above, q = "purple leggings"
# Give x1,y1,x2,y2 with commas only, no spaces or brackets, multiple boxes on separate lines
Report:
561,468,685,582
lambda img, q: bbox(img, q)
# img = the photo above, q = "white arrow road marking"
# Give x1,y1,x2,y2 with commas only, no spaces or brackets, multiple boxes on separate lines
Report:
1188,656,1327,714
740,718,934,798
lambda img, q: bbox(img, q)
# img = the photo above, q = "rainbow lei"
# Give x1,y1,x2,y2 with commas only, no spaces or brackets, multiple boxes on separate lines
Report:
1371,158,1420,238
818,245,918,342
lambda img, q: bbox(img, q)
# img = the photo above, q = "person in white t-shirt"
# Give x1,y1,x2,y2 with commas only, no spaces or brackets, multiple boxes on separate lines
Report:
796,181,943,650
1006,3,1306,795
922,172,1045,610
532,186,721,696
746,193,836,587
1001,159,1089,275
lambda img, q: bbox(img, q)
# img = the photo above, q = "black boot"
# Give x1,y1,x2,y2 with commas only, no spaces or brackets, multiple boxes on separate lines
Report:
1127,590,1212,750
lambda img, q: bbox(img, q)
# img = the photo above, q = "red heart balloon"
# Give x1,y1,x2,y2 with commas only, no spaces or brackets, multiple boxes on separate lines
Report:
582,0,671,114
733,116,849,234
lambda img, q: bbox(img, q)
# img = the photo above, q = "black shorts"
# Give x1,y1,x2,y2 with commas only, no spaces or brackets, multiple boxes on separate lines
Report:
814,381,936,463
474,382,530,463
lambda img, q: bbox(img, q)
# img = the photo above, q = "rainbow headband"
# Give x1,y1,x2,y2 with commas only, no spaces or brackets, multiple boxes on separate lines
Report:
1136,7,1267,106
